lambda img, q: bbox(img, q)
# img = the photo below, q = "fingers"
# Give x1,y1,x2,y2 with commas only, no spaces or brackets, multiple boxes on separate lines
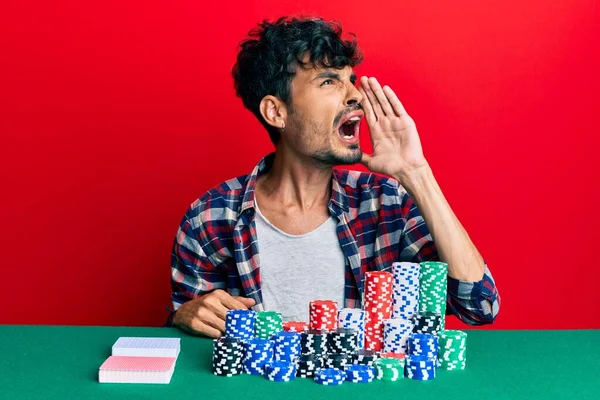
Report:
203,311,226,333
219,292,252,310
360,76,384,118
361,76,407,119
367,77,394,116
189,319,222,338
382,85,408,117
233,296,256,308
359,87,377,123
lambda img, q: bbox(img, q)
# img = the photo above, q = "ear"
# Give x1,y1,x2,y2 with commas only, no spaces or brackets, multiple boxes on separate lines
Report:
259,95,287,131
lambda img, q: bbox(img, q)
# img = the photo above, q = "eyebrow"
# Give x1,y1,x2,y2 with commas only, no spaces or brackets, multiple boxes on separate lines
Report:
313,71,357,85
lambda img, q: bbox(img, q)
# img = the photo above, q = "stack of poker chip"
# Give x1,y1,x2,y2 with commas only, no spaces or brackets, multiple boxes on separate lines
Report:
255,311,283,339
383,318,414,354
212,337,244,376
418,261,448,329
374,357,404,381
243,338,273,375
407,333,439,358
363,271,393,351
225,309,256,341
437,330,467,370
296,354,324,378
352,349,379,366
391,262,421,320
327,328,359,354
412,312,443,334
282,321,309,332
405,355,436,380
264,360,297,382
272,331,301,362
309,300,338,331
345,364,375,383
338,308,366,348
324,353,353,369
300,329,328,355
314,368,345,385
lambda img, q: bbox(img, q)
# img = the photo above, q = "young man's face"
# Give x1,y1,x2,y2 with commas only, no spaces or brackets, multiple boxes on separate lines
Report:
284,62,364,166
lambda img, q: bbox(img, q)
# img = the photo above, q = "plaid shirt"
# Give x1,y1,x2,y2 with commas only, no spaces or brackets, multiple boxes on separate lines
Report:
171,153,500,325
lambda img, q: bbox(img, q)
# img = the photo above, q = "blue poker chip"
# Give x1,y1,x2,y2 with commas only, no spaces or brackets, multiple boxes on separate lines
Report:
264,361,297,382
314,368,345,385
344,364,375,383
405,355,437,380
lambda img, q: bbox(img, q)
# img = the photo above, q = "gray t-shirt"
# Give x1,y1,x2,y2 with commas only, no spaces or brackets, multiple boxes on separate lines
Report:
254,201,346,322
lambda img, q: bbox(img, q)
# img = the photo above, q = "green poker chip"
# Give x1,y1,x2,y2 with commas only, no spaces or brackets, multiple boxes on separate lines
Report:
418,262,448,329
254,311,283,339
374,358,405,381
437,330,467,370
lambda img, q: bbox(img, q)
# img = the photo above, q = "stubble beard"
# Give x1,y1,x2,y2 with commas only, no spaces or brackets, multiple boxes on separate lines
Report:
292,115,363,167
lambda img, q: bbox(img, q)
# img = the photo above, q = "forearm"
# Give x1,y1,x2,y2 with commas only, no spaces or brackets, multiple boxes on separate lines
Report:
395,163,485,282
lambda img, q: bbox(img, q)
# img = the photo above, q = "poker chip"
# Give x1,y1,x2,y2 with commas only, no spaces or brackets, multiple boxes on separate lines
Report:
327,328,359,354
300,329,328,355
212,337,244,377
296,354,324,378
418,262,448,330
255,311,283,339
437,330,467,370
344,364,375,383
209,261,469,383
314,368,345,385
225,309,256,341
412,312,443,334
324,353,353,370
407,333,439,359
391,262,420,320
383,318,414,354
243,338,273,375
264,360,297,382
338,308,366,348
282,321,309,332
309,300,338,331
363,271,393,351
272,331,301,362
374,358,404,381
352,349,379,366
405,355,436,380
379,352,406,361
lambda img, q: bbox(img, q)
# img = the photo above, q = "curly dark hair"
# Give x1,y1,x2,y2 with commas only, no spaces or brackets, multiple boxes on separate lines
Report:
232,16,363,145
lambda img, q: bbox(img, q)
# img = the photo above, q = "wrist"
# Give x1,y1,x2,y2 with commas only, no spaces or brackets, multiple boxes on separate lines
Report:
394,162,433,190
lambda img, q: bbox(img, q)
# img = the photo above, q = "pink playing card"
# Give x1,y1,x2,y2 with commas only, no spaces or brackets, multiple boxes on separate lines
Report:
100,356,176,372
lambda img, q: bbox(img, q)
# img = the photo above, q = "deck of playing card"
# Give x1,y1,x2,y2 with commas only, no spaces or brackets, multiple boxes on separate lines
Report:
98,337,181,384
112,337,180,357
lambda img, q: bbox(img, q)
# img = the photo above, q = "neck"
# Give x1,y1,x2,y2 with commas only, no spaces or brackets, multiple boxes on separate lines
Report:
257,149,333,212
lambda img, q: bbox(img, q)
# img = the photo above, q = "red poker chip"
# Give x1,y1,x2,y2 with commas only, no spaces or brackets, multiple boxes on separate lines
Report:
282,321,309,332
309,300,339,331
379,352,406,360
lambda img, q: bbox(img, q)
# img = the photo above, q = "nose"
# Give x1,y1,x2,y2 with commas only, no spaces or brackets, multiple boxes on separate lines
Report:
345,83,363,108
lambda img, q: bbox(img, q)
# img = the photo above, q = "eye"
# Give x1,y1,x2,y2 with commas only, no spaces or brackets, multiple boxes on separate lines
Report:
320,79,334,86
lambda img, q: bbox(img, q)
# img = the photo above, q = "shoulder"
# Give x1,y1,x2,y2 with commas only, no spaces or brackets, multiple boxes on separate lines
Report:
184,174,250,227
334,168,407,201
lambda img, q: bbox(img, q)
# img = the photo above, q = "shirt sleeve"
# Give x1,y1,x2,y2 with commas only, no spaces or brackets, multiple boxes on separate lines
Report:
398,189,501,325
170,209,227,314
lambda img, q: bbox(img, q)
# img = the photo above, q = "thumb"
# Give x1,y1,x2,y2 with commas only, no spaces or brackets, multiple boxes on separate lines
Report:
360,152,372,169
233,296,256,308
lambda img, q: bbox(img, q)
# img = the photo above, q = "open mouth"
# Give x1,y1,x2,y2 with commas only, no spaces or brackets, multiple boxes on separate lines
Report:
338,116,361,143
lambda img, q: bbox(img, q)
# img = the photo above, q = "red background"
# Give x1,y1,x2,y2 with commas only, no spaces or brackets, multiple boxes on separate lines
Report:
1,0,598,329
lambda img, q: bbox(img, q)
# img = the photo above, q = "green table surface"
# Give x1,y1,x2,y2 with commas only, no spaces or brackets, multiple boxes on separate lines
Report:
0,326,598,400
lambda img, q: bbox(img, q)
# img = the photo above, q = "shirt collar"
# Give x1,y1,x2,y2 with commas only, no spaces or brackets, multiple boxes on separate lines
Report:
240,152,350,216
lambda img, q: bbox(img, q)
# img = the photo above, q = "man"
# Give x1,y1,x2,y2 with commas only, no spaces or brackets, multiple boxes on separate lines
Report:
169,16,500,337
